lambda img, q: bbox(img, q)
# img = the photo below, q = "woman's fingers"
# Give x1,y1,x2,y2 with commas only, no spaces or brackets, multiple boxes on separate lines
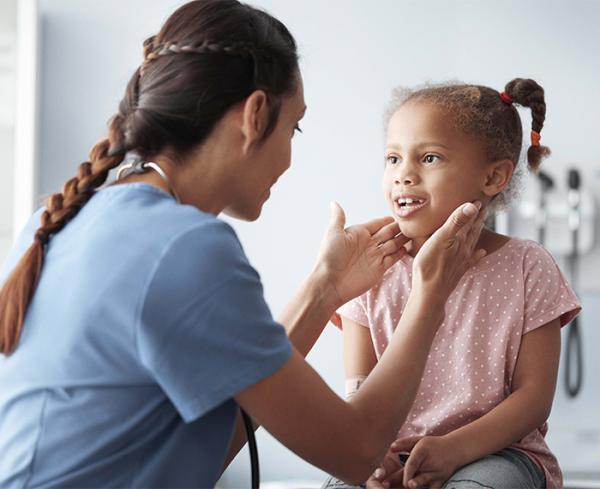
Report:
372,220,402,244
378,233,409,257
463,206,488,266
361,215,397,235
382,248,407,270
464,205,487,248
468,248,488,268
439,201,481,239
380,234,410,269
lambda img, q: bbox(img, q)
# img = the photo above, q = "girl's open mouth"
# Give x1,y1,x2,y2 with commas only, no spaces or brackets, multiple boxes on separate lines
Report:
395,197,427,218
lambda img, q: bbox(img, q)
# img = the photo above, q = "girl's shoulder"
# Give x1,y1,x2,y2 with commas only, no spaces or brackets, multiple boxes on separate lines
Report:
466,234,550,276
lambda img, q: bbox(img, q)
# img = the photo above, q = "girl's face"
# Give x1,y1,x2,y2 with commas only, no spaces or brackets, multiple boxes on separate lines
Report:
382,101,490,240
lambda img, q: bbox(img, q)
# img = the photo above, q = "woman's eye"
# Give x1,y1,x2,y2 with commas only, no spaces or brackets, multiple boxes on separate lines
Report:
423,154,440,164
386,155,399,165
293,123,302,136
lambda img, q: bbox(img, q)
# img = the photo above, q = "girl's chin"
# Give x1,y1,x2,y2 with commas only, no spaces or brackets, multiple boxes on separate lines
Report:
397,223,430,240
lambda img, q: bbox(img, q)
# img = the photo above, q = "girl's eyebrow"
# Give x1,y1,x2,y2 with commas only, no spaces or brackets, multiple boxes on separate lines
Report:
386,141,452,151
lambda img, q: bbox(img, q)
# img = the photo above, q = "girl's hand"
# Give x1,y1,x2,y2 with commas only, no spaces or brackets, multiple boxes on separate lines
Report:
394,436,464,489
412,201,487,299
365,445,405,489
314,202,409,306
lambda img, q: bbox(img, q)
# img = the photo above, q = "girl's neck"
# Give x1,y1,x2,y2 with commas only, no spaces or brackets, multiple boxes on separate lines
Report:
406,227,511,258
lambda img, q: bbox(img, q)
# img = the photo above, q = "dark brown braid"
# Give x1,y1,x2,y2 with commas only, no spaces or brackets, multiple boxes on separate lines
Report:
0,133,126,354
503,78,550,172
0,70,140,355
0,0,299,354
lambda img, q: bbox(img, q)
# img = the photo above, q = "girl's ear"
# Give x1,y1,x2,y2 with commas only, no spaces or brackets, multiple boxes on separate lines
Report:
240,90,269,153
482,159,514,197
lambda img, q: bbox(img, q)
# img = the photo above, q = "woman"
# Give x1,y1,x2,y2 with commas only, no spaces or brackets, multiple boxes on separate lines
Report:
0,1,486,487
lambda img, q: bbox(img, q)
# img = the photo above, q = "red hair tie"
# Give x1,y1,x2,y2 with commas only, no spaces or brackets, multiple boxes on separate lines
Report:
531,130,541,147
499,91,513,104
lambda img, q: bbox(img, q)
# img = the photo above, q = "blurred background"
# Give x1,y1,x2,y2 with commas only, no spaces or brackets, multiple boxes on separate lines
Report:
1,0,599,487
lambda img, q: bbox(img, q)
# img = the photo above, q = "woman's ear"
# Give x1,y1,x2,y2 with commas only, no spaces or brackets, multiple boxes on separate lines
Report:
482,159,514,197
241,90,269,153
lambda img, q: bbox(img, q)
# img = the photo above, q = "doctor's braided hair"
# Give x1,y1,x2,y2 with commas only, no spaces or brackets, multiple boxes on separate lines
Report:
0,0,299,354
384,78,550,212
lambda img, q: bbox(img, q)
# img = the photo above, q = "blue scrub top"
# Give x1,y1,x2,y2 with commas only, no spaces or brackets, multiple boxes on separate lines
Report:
0,183,292,488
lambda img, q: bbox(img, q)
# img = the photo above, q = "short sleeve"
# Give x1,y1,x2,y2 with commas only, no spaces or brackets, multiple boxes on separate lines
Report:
522,243,581,334
136,220,292,422
331,295,369,329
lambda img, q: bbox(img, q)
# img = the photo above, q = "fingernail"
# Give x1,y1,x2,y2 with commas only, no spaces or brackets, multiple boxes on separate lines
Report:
474,200,482,209
374,468,386,479
462,203,477,216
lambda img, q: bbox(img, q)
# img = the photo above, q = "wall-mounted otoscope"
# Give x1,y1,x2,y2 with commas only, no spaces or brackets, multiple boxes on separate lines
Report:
565,168,583,398
536,170,554,246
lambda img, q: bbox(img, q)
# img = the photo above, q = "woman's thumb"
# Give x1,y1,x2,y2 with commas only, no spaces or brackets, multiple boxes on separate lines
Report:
329,201,346,231
443,201,481,232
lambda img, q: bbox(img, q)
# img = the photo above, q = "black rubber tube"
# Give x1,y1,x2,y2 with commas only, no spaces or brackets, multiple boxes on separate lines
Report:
241,409,259,489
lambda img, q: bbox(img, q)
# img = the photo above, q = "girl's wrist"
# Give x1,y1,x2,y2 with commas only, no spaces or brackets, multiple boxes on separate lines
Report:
441,431,472,468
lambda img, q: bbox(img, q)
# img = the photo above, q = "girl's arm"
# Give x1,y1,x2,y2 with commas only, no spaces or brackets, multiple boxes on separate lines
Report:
446,318,561,463
399,318,561,489
343,317,377,398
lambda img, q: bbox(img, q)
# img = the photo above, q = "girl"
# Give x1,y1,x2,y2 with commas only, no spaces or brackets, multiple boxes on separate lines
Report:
325,79,581,489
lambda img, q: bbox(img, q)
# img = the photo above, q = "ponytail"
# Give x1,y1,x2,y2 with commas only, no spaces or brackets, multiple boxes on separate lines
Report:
0,135,126,354
503,78,551,172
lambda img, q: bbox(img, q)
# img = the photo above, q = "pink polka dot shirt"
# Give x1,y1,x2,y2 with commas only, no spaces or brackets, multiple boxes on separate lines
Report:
334,237,581,489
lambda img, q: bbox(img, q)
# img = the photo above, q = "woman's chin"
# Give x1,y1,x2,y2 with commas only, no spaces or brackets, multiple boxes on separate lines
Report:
223,203,263,222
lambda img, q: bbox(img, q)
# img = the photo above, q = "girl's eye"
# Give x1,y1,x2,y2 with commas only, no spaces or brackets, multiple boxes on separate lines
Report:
386,155,400,165
423,154,440,164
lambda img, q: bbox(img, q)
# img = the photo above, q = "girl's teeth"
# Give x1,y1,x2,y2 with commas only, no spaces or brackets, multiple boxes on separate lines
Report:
397,198,423,206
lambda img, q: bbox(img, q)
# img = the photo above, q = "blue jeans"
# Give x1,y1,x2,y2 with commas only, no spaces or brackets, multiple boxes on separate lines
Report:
321,448,546,489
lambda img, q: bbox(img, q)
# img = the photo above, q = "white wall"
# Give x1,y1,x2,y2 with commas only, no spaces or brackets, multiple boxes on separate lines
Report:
0,0,16,262
35,0,600,485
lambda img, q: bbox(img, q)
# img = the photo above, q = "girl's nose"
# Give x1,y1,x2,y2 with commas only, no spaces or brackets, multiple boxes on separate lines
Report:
394,164,419,186
395,175,415,185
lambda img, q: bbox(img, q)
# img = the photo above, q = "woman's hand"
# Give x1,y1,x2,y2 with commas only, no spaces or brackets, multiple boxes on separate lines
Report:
313,202,409,307
412,201,487,299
